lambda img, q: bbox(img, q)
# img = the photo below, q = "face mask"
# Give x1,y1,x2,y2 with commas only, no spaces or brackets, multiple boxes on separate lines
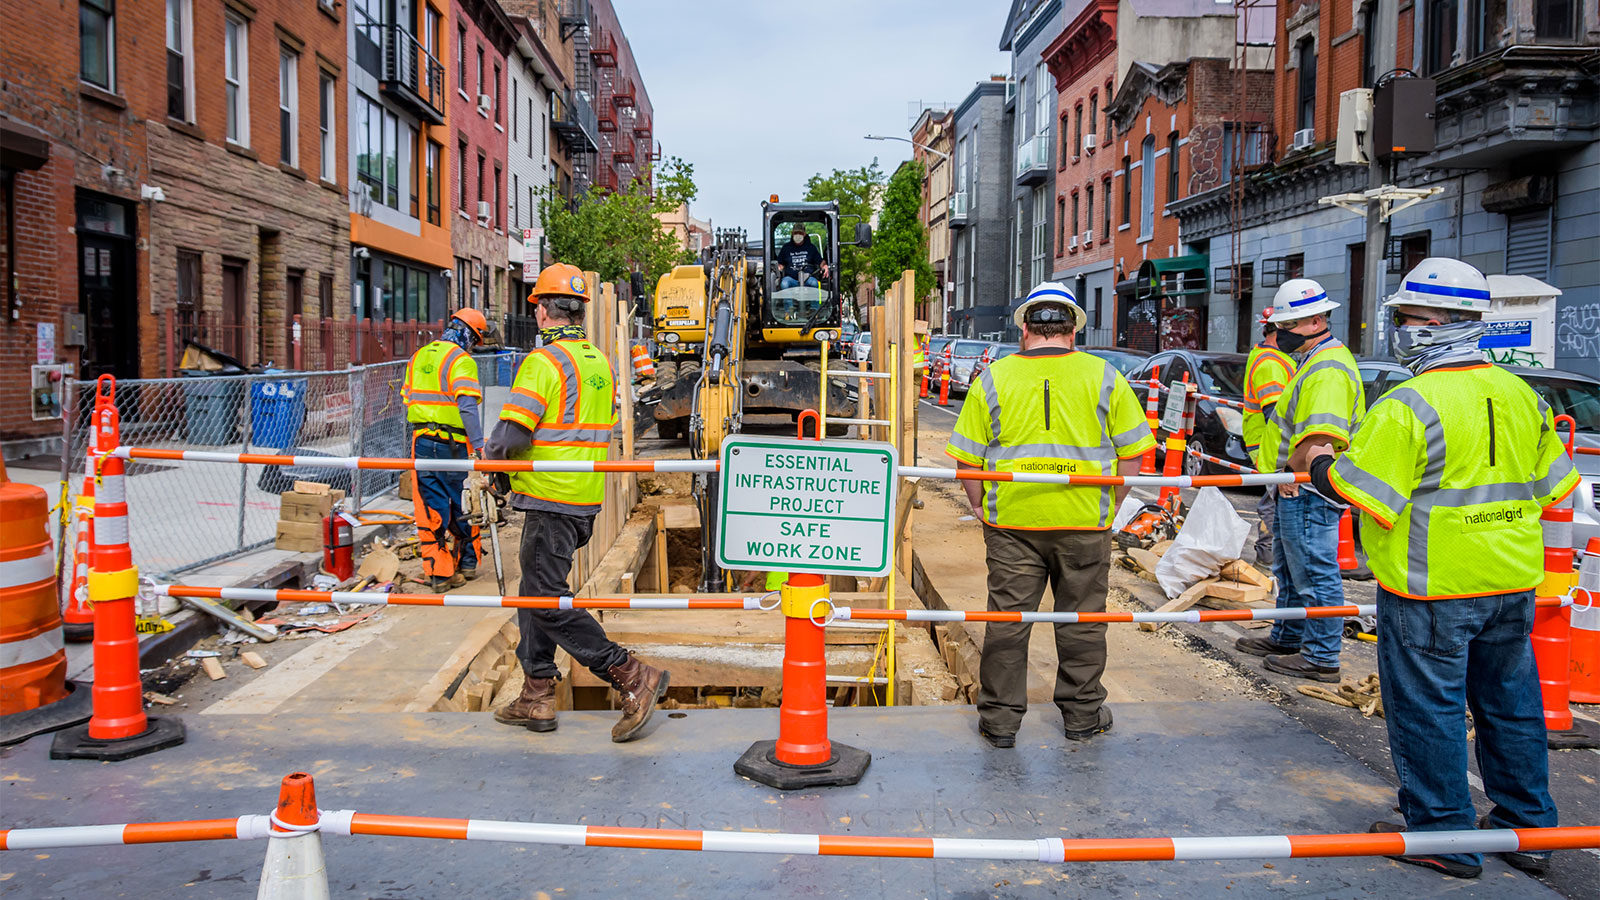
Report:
1390,317,1487,372
1276,327,1325,354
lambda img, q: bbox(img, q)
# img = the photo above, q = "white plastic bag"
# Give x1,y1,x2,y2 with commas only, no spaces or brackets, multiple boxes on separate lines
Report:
1110,495,1144,533
1154,487,1251,599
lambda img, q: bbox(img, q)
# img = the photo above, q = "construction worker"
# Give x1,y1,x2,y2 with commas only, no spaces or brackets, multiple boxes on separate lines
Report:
1302,258,1578,879
486,262,669,742
1242,306,1294,568
1239,279,1365,682
946,282,1156,748
402,308,490,591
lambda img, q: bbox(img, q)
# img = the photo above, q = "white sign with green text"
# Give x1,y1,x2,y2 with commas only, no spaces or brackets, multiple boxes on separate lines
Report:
716,436,897,577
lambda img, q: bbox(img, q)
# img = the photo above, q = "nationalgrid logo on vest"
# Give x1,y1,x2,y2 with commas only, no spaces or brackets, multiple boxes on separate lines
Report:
1018,460,1082,475
1459,506,1526,531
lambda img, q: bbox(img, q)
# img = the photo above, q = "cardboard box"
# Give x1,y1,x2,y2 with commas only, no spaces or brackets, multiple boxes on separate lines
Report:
274,520,323,553
279,489,346,524
398,473,414,501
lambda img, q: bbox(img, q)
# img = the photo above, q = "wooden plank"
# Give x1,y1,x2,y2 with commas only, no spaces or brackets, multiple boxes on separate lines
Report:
240,651,267,670
201,657,227,681
1137,578,1219,633
1220,559,1271,588
1203,581,1272,605
575,507,657,597
405,610,517,712
660,499,700,530
867,478,919,592
652,509,669,592
567,645,878,689
595,608,889,646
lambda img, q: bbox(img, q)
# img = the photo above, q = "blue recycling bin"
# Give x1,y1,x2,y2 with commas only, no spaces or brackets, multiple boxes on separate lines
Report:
250,378,307,449
496,351,518,386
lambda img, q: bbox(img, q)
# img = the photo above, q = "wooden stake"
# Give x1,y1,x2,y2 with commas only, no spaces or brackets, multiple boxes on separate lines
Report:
201,657,227,680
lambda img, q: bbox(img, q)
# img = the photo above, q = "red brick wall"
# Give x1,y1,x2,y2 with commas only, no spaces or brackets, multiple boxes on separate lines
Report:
1053,52,1119,273
1274,2,1412,161
452,0,513,318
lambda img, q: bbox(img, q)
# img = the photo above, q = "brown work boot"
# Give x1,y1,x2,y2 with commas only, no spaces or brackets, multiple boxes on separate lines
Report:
607,655,670,743
493,676,558,732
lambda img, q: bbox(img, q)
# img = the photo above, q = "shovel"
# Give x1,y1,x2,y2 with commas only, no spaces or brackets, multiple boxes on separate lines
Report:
358,543,401,585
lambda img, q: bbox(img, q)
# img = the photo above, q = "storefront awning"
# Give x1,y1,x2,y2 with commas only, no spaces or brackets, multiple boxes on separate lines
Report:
1135,255,1209,301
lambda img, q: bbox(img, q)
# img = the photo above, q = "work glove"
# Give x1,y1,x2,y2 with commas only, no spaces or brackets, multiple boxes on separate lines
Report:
467,471,490,493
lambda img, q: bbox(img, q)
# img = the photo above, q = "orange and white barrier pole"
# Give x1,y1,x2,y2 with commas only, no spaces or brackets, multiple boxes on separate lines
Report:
837,598,1570,626
156,585,769,611
257,772,331,900
50,378,186,761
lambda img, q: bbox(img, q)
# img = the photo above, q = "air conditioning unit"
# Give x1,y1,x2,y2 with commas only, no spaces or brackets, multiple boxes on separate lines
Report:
1291,128,1315,151
1084,133,1097,151
477,200,491,220
478,93,493,112
1083,229,1093,245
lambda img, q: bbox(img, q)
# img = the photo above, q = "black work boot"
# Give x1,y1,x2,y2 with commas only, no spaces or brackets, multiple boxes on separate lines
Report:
1264,651,1341,683
608,655,669,743
493,676,558,732
1478,815,1551,875
1235,635,1299,658
1064,706,1114,743
1369,821,1482,879
978,726,1015,749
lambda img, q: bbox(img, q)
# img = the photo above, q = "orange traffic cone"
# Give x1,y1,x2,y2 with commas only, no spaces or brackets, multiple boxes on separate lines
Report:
937,371,950,407
1139,378,1160,475
1532,504,1599,748
919,370,930,399
257,772,331,898
1571,538,1599,704
1336,510,1358,571
0,458,92,746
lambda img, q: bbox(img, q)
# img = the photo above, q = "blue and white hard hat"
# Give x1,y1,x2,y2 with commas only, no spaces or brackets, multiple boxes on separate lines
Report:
1012,282,1087,332
1266,278,1340,323
1384,257,1491,313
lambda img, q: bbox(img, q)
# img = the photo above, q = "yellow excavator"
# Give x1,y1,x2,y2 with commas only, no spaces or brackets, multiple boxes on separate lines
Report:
652,200,872,588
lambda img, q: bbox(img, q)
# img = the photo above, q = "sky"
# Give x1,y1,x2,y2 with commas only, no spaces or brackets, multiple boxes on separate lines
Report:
613,0,1012,234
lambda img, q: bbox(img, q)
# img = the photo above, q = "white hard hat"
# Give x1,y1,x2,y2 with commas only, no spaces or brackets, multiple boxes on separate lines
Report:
1266,278,1340,322
1013,282,1087,332
1385,257,1491,313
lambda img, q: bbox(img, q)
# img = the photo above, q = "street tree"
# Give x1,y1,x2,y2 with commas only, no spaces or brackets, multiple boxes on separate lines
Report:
873,160,935,298
538,156,698,286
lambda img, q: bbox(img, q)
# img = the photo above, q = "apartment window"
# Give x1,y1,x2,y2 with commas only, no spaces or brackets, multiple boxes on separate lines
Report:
1296,38,1317,132
80,0,115,89
279,50,299,167
457,137,468,210
1088,95,1098,146
1166,133,1180,205
1425,0,1459,73
493,164,502,229
1074,105,1083,156
1030,187,1048,286
319,273,334,320
166,0,190,119
1102,176,1113,236
1057,196,1067,253
476,154,485,220
176,250,201,341
1361,3,1379,86
512,173,519,229
511,78,518,137
1139,137,1155,238
476,46,485,101
1469,0,1506,57
1085,185,1094,242
1013,197,1025,296
956,136,969,190
1016,76,1029,146
1093,286,1103,329
1105,82,1113,135
224,14,249,145
1534,0,1576,40
424,6,440,94
493,63,502,124
528,97,536,158
407,124,419,217
1070,193,1080,247
319,74,336,181
1034,61,1050,139
1060,114,1071,162
354,94,406,211
1120,157,1132,226
457,25,466,86
425,140,441,225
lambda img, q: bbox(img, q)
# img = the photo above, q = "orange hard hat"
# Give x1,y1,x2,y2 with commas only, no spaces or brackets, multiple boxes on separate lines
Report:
529,263,591,303
451,307,488,339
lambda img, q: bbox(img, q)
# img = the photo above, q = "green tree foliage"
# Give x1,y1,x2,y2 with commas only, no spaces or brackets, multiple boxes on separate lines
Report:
538,156,699,285
873,160,936,298
802,160,884,308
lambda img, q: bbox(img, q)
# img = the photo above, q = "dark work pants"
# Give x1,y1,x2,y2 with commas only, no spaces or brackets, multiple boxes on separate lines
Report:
978,525,1112,735
1254,487,1276,568
515,509,630,681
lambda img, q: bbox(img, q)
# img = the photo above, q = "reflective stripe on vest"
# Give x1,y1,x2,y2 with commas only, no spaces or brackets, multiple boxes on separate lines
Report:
1243,345,1294,466
1258,339,1364,473
505,339,616,514
405,342,479,443
1328,365,1581,599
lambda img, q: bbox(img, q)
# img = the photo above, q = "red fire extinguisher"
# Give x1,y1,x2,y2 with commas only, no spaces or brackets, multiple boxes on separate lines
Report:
323,512,355,580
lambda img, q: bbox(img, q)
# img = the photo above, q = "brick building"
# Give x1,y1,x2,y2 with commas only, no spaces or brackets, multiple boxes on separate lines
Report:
505,11,563,303
451,0,519,322
151,0,350,371
584,0,654,194
909,107,954,328
1042,0,1119,345
506,0,598,203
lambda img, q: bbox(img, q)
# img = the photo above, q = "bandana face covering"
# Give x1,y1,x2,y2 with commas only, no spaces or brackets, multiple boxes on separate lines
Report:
538,324,588,345
1390,317,1487,374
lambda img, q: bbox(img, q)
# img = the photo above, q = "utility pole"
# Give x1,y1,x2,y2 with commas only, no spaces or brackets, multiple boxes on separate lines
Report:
1360,0,1398,356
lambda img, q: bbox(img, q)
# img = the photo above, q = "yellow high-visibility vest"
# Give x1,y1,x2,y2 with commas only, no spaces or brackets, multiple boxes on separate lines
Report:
403,341,481,445
1258,337,1364,473
500,338,616,514
1242,344,1294,471
1328,363,1579,599
945,349,1156,529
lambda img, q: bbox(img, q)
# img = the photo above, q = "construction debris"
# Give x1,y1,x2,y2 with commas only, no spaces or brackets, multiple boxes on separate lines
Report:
1120,542,1276,631
1297,674,1384,718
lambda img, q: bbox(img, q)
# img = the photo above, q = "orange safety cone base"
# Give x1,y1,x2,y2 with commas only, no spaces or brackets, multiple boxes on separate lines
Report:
1546,716,1600,751
49,715,186,762
0,680,93,748
734,738,871,790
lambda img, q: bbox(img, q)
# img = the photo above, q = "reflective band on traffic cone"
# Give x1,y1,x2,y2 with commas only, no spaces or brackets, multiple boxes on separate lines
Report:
257,772,331,900
51,377,185,762
1336,510,1358,572
735,573,870,789
937,370,950,406
1533,504,1599,748
1157,378,1189,509
1571,539,1600,704
1139,378,1160,475
60,456,95,641
0,459,92,746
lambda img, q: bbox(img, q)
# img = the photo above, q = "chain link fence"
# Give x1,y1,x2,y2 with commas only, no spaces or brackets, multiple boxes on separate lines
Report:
63,352,528,579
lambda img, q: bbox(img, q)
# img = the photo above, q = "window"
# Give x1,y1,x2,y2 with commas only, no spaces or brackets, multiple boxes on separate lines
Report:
406,124,418,217
511,77,518,137
476,154,485,220
528,96,536,158
1139,136,1155,238
1013,197,1025,296
493,163,502,229
224,14,248,145
80,0,115,89
1016,76,1029,147
1074,105,1083,156
425,140,441,225
1034,60,1050,139
1088,94,1097,145
279,50,299,167
1070,193,1080,248
457,137,468,210
1102,176,1113,236
319,74,336,181
1296,38,1317,132
512,173,519,229
1166,133,1180,205
1105,82,1113,135
1030,187,1048,286
1057,196,1067,253
1085,184,1094,241
956,136,969,191
354,94,407,211
1093,286,1103,330
1060,114,1070,162
424,6,440,95
166,0,190,119
1361,3,1378,86
476,46,484,101
493,63,502,124
1425,0,1459,74
1120,157,1132,226
457,25,466,87
319,273,333,320
1220,123,1266,182
176,250,201,342
1534,0,1575,41
1469,0,1506,57
383,109,399,208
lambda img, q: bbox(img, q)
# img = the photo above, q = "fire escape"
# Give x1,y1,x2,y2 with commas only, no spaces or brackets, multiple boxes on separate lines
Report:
564,0,595,195
591,29,619,192
611,76,636,180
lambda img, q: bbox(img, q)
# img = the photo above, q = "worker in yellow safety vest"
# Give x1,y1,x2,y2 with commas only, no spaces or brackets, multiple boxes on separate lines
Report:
1237,278,1365,683
945,282,1156,749
912,335,928,373
486,262,670,743
1242,306,1295,568
403,308,491,591
1301,258,1579,879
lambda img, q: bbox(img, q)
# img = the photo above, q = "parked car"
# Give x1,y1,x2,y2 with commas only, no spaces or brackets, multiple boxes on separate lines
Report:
1081,346,1151,377
968,342,1020,385
836,320,860,359
926,334,958,361
933,339,996,396
1126,350,1253,476
851,330,872,364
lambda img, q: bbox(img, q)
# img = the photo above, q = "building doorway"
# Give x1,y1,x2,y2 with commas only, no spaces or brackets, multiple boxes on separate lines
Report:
75,192,138,379
1349,244,1365,348
222,259,248,363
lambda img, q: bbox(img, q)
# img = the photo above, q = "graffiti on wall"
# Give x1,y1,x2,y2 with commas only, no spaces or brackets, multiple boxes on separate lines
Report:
1557,303,1600,359
1484,347,1546,368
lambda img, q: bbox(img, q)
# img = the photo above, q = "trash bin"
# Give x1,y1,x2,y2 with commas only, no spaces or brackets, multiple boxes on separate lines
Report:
250,378,307,449
496,351,518,385
180,374,241,445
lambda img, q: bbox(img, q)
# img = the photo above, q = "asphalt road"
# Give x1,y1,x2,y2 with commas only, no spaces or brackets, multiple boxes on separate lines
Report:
917,395,1599,899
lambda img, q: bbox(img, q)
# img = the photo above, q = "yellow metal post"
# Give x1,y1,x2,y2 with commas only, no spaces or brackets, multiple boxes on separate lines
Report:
818,340,829,436
887,342,897,706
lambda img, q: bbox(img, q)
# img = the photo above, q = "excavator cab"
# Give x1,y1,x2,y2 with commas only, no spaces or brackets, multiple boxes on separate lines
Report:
759,201,868,344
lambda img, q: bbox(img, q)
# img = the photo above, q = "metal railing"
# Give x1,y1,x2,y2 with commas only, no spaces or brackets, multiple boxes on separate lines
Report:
380,22,446,124
1015,135,1050,182
552,89,599,151
948,190,969,226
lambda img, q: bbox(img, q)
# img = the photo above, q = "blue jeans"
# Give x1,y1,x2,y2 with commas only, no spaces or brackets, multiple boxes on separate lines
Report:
779,275,818,289
1376,587,1555,867
1268,489,1345,666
